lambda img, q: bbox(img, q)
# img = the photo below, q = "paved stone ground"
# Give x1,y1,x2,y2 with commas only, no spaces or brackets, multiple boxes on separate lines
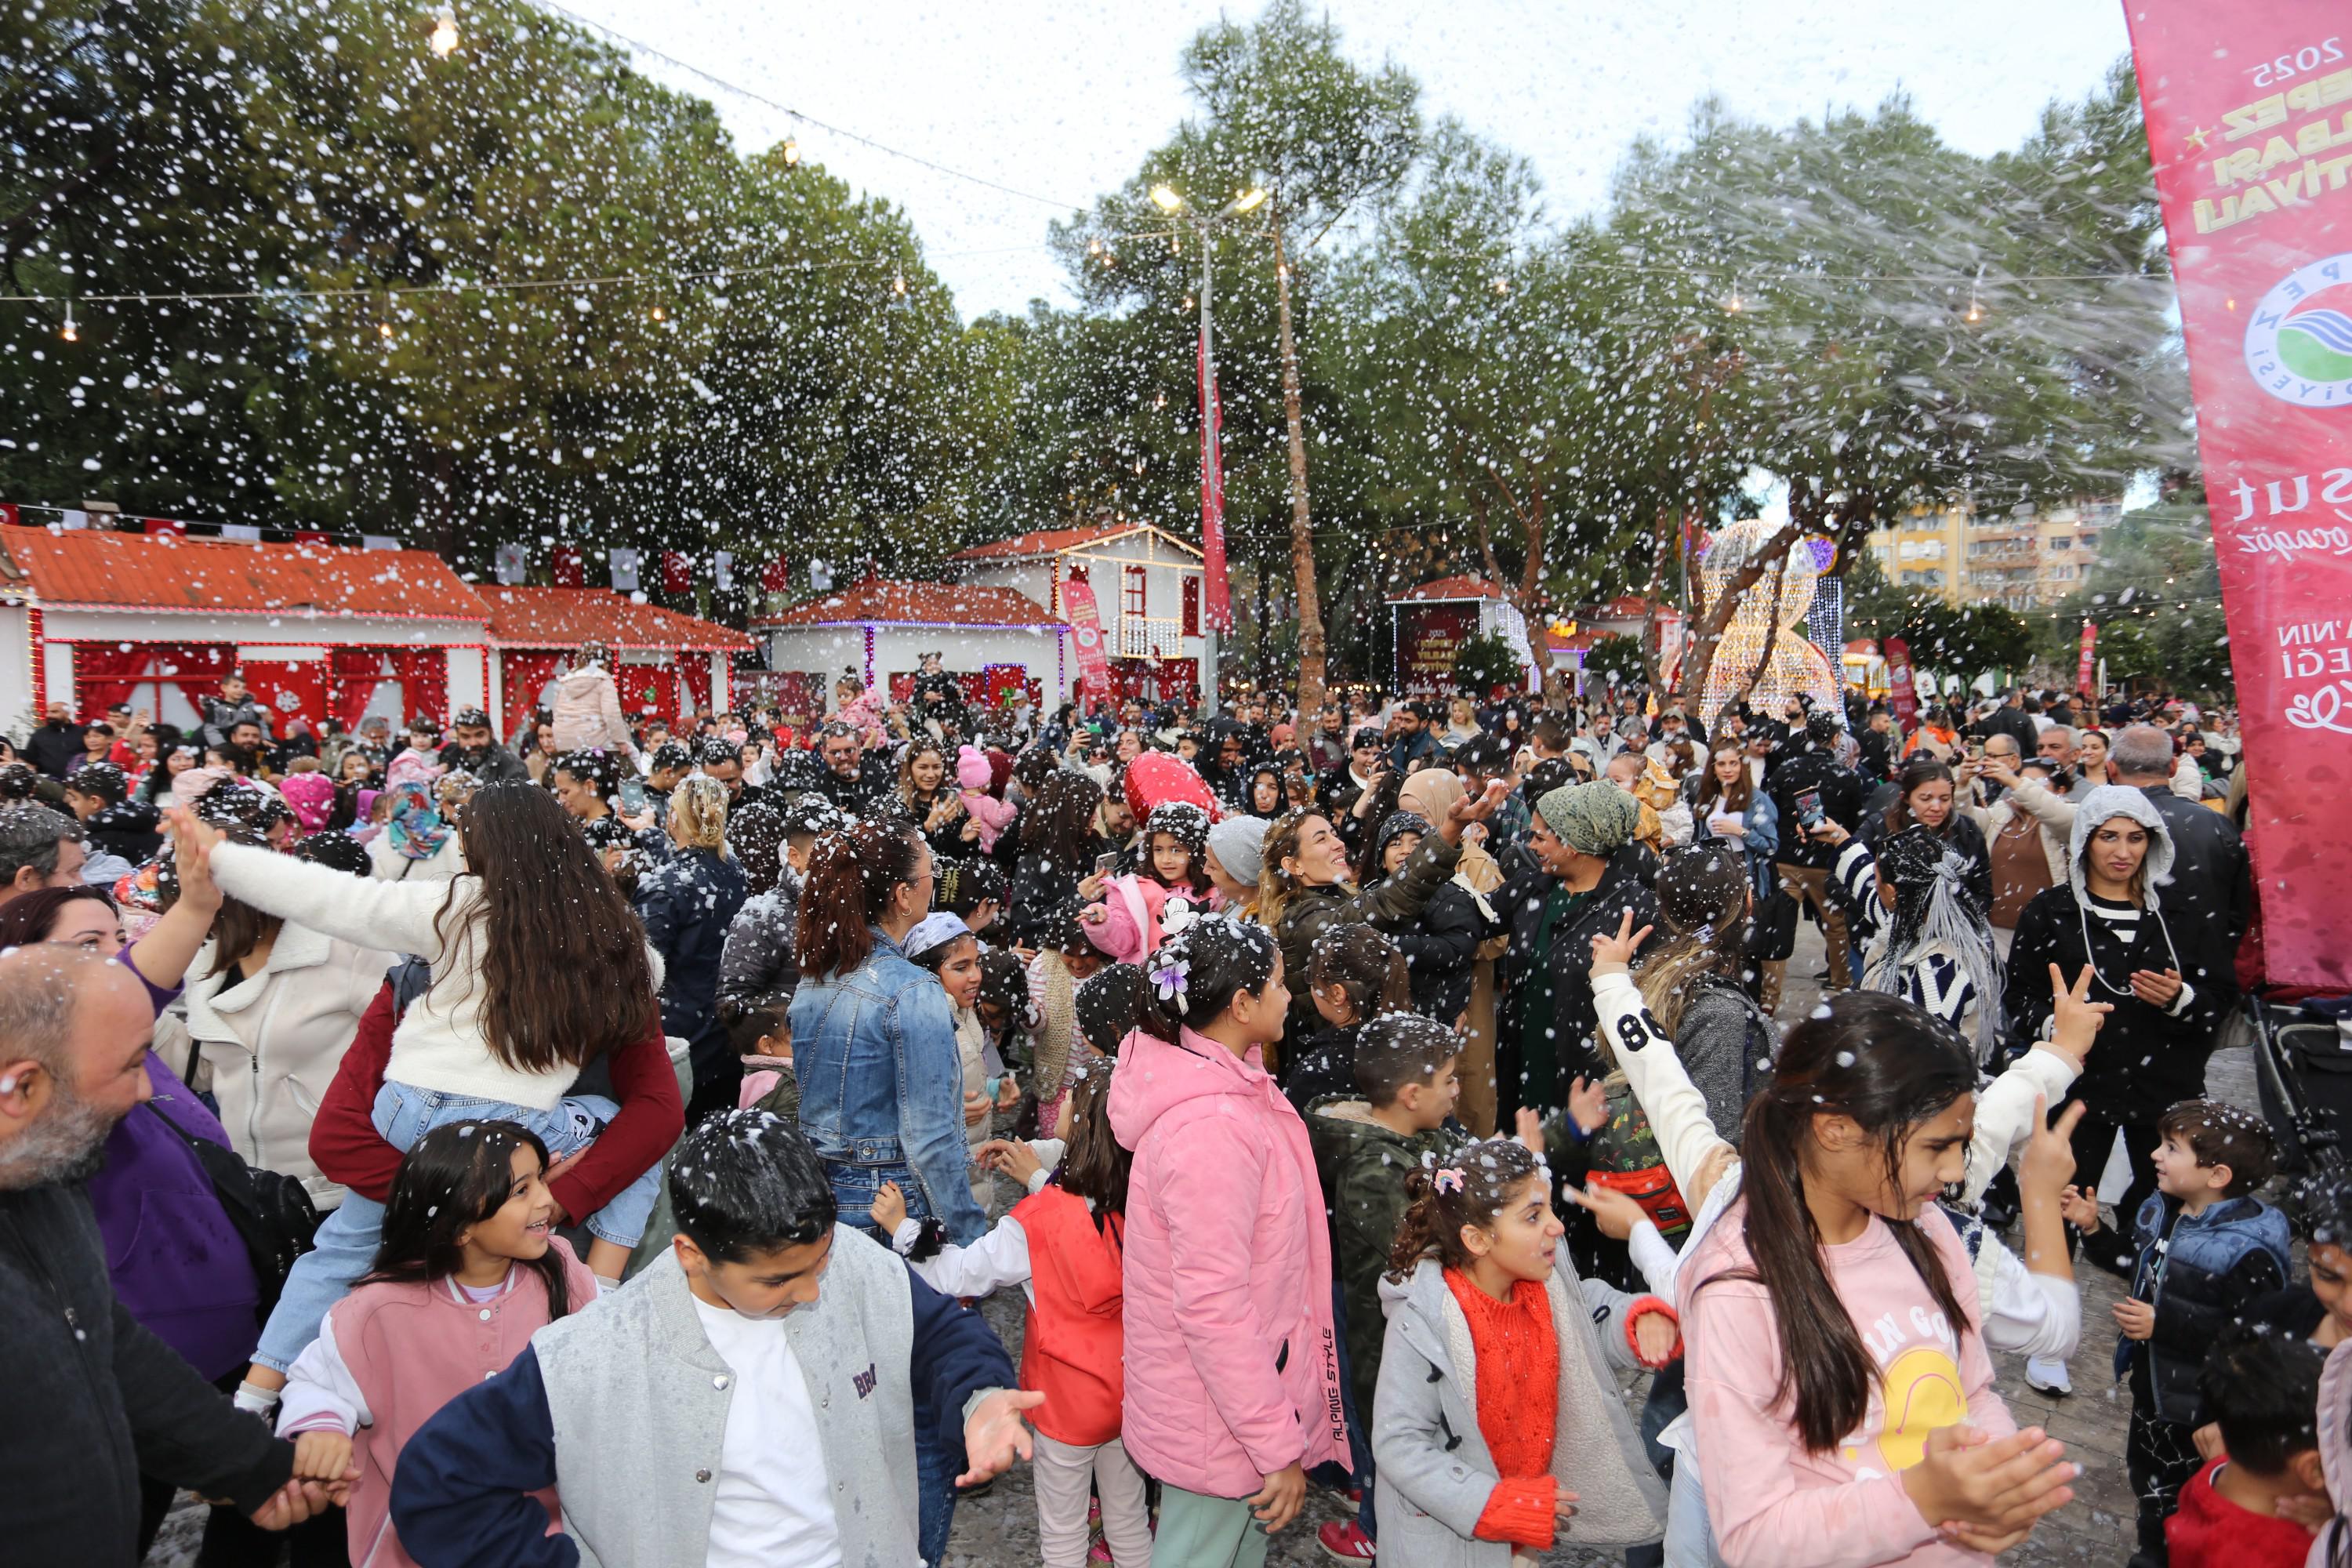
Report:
147,922,2272,1566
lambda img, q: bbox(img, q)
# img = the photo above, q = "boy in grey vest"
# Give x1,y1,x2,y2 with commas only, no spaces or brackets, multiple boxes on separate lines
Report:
391,1109,1040,1567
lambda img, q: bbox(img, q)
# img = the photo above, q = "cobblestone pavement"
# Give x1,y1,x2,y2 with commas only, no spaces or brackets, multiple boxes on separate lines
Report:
149,924,2273,1566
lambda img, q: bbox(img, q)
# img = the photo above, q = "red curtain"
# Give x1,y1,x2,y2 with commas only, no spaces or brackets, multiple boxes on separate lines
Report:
149,643,235,716
499,650,563,739
680,653,712,716
328,648,386,731
389,648,448,726
241,660,327,732
72,644,153,722
615,661,677,727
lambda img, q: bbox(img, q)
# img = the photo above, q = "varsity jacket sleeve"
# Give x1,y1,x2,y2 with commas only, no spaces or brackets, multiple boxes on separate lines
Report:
1978,1237,2081,1363
389,1346,576,1568
1961,1047,2080,1208
1593,971,1729,1206
276,1311,368,1436
114,1298,296,1515
548,1014,682,1226
209,840,452,960
906,1264,1018,1477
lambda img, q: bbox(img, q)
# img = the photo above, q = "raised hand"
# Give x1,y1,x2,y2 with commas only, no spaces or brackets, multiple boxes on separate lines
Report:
1588,907,1653,975
2047,965,2113,1065
869,1181,909,1234
1566,1075,1609,1136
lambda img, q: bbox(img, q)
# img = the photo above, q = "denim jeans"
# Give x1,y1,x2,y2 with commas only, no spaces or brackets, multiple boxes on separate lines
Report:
915,1416,957,1566
252,1081,659,1371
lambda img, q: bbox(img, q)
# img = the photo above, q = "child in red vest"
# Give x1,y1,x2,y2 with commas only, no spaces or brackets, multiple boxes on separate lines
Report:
874,1054,1145,1566
278,1120,596,1568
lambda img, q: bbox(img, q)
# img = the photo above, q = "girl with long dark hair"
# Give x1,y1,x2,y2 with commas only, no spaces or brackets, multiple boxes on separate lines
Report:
176,781,668,1402
1678,990,2080,1563
274,1120,594,1567
1006,769,1108,949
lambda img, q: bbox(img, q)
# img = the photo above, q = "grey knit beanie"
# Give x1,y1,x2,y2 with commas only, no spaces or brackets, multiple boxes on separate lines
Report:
1205,815,1269,887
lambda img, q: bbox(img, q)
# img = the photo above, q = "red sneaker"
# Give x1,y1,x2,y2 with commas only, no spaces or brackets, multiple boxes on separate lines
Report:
1317,1520,1377,1561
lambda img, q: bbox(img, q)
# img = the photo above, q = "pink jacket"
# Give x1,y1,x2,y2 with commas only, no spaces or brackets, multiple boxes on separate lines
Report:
1083,876,1218,966
278,1238,593,1566
1109,1025,1348,1497
836,690,888,748
547,664,632,755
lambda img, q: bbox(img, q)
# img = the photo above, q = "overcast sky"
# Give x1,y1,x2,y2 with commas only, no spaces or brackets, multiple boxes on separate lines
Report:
543,0,2136,321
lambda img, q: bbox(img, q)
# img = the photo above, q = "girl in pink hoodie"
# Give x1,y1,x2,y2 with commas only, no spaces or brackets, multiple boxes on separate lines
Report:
956,744,1018,854
1108,913,1348,1566
1679,992,2078,1566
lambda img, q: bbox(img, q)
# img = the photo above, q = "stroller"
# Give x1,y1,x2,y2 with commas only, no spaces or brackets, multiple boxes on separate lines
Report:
2248,993,2352,1175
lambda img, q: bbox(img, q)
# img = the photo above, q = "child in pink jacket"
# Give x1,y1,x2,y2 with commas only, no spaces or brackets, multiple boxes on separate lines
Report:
1109,913,1348,1566
956,745,1018,854
278,1119,596,1567
1084,800,1219,965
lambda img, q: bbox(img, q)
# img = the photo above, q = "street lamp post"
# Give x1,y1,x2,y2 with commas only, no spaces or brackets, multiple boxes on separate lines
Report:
1150,183,1265,704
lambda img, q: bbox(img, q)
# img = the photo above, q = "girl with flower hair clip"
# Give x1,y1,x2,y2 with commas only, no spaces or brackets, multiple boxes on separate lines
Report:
1108,912,1348,1564
1373,1135,1674,1563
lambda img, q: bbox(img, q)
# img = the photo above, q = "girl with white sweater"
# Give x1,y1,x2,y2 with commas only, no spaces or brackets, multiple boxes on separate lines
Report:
173,783,672,1417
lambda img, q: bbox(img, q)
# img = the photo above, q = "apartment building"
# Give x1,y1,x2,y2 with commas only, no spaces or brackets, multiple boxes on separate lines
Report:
1863,497,2118,609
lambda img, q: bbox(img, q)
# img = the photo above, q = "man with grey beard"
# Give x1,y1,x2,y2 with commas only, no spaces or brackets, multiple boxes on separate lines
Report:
0,946,340,1562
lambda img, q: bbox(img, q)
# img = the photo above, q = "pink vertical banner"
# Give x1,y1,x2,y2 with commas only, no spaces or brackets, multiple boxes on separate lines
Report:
2125,0,2352,986
1063,571,1112,699
1197,335,1232,631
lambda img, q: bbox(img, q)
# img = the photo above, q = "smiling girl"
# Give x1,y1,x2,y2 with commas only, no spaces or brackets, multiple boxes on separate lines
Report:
1681,993,2078,1565
1371,1138,1672,1563
276,1120,595,1568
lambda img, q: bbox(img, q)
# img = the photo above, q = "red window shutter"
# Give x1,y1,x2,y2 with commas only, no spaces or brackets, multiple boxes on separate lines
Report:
1123,564,1148,619
1181,575,1200,637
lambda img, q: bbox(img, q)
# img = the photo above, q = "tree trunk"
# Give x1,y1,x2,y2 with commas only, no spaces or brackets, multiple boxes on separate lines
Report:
1676,518,1809,717
1271,214,1327,717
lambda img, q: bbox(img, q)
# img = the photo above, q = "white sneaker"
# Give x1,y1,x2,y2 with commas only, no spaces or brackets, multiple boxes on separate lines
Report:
2025,1356,2071,1396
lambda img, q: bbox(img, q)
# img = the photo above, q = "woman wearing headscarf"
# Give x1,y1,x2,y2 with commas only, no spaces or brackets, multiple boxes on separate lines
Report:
2004,785,2227,1276
1496,781,1660,1123
364,779,464,882
1396,765,1512,1135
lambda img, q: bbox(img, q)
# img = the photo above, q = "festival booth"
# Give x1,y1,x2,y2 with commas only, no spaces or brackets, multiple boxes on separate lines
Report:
949,524,1210,710
1385,576,1541,700
0,528,488,732
753,576,1069,719
476,586,753,738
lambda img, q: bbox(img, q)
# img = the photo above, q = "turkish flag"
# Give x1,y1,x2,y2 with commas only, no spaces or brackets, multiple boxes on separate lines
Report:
760,557,791,593
292,530,330,546
552,545,584,588
143,517,187,537
662,551,692,594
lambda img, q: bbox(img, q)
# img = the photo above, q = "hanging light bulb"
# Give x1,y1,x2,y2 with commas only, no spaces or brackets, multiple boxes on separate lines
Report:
780,138,800,167
1152,391,1167,410
378,318,394,340
649,305,665,321
892,272,907,296
1965,263,1984,324
60,300,77,343
1086,238,1102,256
429,6,459,56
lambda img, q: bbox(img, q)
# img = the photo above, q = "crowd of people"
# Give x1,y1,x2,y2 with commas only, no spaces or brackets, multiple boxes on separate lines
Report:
5,645,2328,1568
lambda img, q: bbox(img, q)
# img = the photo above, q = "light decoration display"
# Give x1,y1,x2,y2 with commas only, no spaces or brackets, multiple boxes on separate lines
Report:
1693,518,1843,732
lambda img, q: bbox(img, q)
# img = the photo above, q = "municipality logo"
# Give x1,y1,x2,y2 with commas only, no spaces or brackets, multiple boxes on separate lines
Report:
2246,253,2352,409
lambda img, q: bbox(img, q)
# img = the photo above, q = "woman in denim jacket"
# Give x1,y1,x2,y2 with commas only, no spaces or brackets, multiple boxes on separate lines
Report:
790,816,989,1249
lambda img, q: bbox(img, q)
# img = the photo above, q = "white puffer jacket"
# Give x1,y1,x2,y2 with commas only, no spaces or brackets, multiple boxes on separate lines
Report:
546,663,633,755
187,922,399,1209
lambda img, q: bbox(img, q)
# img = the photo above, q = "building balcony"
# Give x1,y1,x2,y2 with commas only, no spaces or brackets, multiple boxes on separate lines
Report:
1115,615,1189,659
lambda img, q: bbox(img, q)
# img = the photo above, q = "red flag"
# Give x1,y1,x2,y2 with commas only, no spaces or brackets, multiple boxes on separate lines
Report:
2126,0,2352,986
1884,636,1918,733
0,503,18,528
292,530,329,546
2075,622,2097,698
760,556,791,593
662,550,692,594
552,545,584,588
143,517,187,537
1063,571,1112,699
1196,335,1232,631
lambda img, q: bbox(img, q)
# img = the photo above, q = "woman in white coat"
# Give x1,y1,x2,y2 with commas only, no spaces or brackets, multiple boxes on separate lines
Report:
188,830,398,1209
546,639,636,757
